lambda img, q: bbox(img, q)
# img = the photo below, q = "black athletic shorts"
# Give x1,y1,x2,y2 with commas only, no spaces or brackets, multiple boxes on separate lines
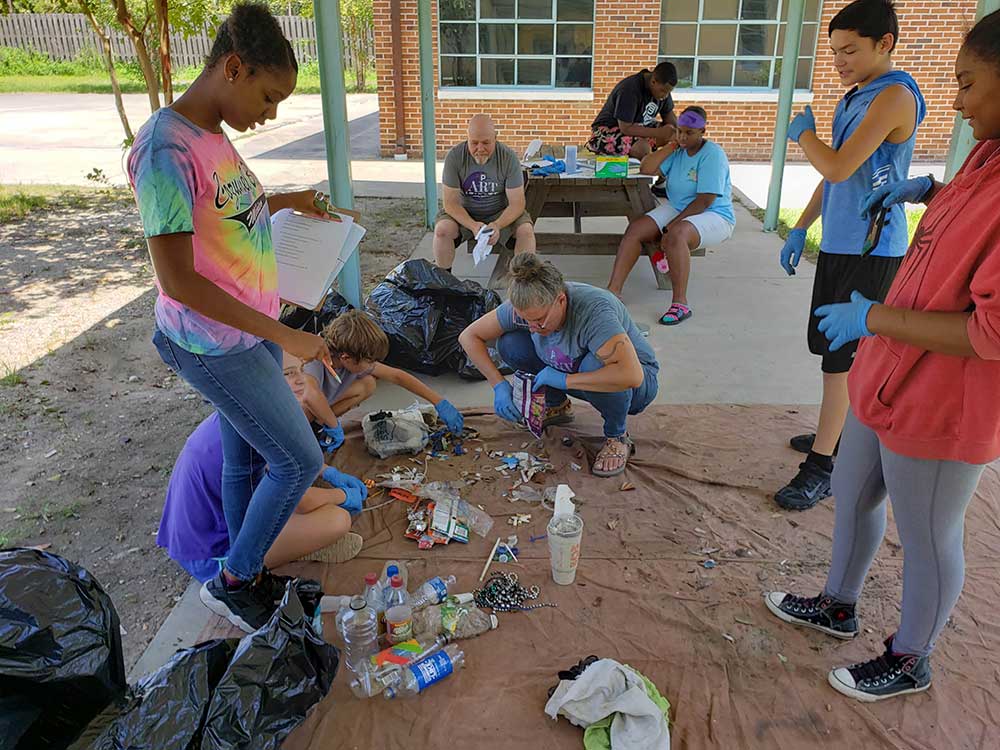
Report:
808,251,903,374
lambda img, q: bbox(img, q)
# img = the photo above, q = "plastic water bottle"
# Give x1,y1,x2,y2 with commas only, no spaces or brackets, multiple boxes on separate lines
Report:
409,575,457,611
349,633,450,698
337,595,379,675
384,575,413,644
383,644,466,699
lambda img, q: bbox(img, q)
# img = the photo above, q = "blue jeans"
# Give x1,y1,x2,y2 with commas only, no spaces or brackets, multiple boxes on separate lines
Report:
153,329,323,581
497,330,658,438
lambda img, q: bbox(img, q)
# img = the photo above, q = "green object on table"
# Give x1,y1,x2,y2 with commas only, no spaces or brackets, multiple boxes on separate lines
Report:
581,666,670,750
595,155,628,178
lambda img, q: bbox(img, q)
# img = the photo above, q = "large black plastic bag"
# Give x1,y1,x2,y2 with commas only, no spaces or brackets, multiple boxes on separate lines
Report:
279,291,354,335
0,548,127,749
365,259,504,378
73,584,338,750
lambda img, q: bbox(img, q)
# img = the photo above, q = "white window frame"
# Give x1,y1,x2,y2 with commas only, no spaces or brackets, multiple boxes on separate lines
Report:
438,0,595,90
657,0,824,92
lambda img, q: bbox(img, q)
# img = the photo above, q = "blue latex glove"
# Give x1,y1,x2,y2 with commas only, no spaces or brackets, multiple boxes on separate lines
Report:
434,399,464,435
493,381,521,423
787,105,816,143
815,291,876,351
531,156,566,176
532,366,568,392
321,467,368,500
859,176,932,218
338,486,365,516
318,422,344,453
780,228,807,276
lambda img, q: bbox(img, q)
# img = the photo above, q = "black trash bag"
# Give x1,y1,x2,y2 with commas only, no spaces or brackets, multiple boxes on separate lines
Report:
0,548,127,750
72,584,339,750
365,259,506,378
279,291,354,335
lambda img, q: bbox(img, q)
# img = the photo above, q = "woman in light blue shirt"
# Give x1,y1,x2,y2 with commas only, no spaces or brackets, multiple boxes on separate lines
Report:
609,106,735,326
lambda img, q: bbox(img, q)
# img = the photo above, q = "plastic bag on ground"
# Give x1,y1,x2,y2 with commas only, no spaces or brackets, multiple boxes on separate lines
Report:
71,583,339,750
362,402,434,459
0,548,127,750
365,259,506,379
279,291,354,335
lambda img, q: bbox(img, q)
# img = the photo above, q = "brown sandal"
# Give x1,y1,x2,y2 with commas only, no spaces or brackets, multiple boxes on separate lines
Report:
592,435,635,477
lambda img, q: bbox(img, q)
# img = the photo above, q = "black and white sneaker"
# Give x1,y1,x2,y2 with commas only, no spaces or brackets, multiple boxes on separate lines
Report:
828,636,931,702
256,567,295,605
764,591,859,639
199,571,276,633
789,433,840,455
775,461,832,510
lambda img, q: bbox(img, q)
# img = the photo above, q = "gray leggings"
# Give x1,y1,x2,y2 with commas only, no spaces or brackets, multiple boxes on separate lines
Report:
824,412,986,657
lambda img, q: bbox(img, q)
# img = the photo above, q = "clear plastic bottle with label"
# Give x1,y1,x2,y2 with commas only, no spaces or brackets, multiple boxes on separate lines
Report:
337,595,379,675
408,575,457,611
384,575,413,644
349,633,450,699
382,643,466,699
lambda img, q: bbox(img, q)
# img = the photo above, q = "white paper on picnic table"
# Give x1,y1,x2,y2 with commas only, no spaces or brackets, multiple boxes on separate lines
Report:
272,208,365,309
472,225,494,266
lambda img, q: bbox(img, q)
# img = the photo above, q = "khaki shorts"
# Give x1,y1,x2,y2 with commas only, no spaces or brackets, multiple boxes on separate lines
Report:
435,209,533,248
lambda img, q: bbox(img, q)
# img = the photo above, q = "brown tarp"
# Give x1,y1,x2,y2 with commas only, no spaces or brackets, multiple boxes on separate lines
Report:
198,405,1000,749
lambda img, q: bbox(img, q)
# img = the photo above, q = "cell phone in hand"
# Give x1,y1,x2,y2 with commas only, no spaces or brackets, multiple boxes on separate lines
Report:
862,205,888,256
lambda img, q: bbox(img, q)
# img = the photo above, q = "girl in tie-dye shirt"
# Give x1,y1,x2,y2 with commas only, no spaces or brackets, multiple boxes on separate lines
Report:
128,2,354,633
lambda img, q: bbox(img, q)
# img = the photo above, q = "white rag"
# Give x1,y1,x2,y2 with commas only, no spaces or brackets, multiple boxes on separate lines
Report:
543,659,669,750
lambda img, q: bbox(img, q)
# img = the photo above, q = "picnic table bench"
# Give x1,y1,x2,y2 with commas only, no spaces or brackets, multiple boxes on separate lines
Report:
470,172,705,290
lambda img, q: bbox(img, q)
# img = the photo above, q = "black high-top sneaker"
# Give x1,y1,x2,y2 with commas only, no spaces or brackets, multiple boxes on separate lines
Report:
199,571,276,633
764,591,859,639
828,636,932,702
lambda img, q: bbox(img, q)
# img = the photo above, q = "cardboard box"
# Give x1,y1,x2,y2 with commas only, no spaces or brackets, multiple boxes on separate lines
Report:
595,155,629,178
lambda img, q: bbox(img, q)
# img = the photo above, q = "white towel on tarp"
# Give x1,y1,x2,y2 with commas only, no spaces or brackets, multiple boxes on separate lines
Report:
543,659,669,750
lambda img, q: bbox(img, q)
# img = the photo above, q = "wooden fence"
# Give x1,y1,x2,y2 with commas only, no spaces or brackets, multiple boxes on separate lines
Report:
0,13,372,70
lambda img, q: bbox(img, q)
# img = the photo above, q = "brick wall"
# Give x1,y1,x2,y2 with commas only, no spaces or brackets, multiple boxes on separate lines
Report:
375,0,978,162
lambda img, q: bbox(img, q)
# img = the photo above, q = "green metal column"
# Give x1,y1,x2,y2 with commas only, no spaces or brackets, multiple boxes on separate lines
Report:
313,0,362,307
945,0,1000,180
417,0,438,228
763,0,806,232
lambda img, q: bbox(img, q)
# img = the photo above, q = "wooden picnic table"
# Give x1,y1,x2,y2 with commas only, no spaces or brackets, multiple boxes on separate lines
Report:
476,172,703,290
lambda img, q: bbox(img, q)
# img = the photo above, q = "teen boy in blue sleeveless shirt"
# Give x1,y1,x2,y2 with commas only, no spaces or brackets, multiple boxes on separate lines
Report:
776,0,926,510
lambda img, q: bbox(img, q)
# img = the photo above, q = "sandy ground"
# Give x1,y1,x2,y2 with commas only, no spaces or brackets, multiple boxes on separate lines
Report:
0,188,425,669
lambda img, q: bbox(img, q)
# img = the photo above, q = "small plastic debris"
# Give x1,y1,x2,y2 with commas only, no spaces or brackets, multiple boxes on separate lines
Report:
508,514,532,527
570,462,582,471
722,633,735,643
702,559,717,569
693,527,706,535
734,616,753,626
778,654,789,664
44,449,58,458
619,481,635,491
607,518,620,531
530,533,547,542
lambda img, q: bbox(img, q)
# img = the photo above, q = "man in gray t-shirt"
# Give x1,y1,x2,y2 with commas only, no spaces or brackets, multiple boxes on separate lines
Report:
433,114,536,271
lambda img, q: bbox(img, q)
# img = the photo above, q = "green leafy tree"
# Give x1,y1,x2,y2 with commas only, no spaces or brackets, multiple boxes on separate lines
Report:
341,0,371,90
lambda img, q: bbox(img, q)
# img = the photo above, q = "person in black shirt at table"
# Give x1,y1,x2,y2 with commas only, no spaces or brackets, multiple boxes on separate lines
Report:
588,62,679,159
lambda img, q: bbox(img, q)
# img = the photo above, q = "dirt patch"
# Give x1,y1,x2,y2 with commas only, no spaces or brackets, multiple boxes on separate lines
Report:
0,188,425,669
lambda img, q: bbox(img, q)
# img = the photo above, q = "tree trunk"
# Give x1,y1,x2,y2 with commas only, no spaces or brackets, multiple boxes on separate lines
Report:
6,0,14,15
80,0,133,143
112,0,160,113
154,0,172,104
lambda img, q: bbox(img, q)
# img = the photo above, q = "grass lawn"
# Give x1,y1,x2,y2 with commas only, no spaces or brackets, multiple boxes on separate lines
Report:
0,184,104,223
746,205,926,260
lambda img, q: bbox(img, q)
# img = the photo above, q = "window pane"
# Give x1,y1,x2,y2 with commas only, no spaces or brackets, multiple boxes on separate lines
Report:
480,23,515,54
557,0,594,21
519,0,553,18
734,58,771,86
518,23,554,54
481,58,516,84
782,0,821,21
440,23,477,54
557,23,593,55
438,0,475,21
517,58,552,85
698,24,737,55
697,59,734,86
771,56,814,89
777,23,819,58
440,56,477,86
703,0,739,20
738,23,776,55
740,0,778,20
481,0,515,18
659,56,694,87
555,56,592,87
660,0,698,21
659,23,696,55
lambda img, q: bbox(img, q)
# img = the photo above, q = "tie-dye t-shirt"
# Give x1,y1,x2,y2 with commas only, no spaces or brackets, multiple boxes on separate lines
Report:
127,108,278,355
496,282,659,374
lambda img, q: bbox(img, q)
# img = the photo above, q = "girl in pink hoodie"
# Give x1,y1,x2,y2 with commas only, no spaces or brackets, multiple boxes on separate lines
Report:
764,10,1000,703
